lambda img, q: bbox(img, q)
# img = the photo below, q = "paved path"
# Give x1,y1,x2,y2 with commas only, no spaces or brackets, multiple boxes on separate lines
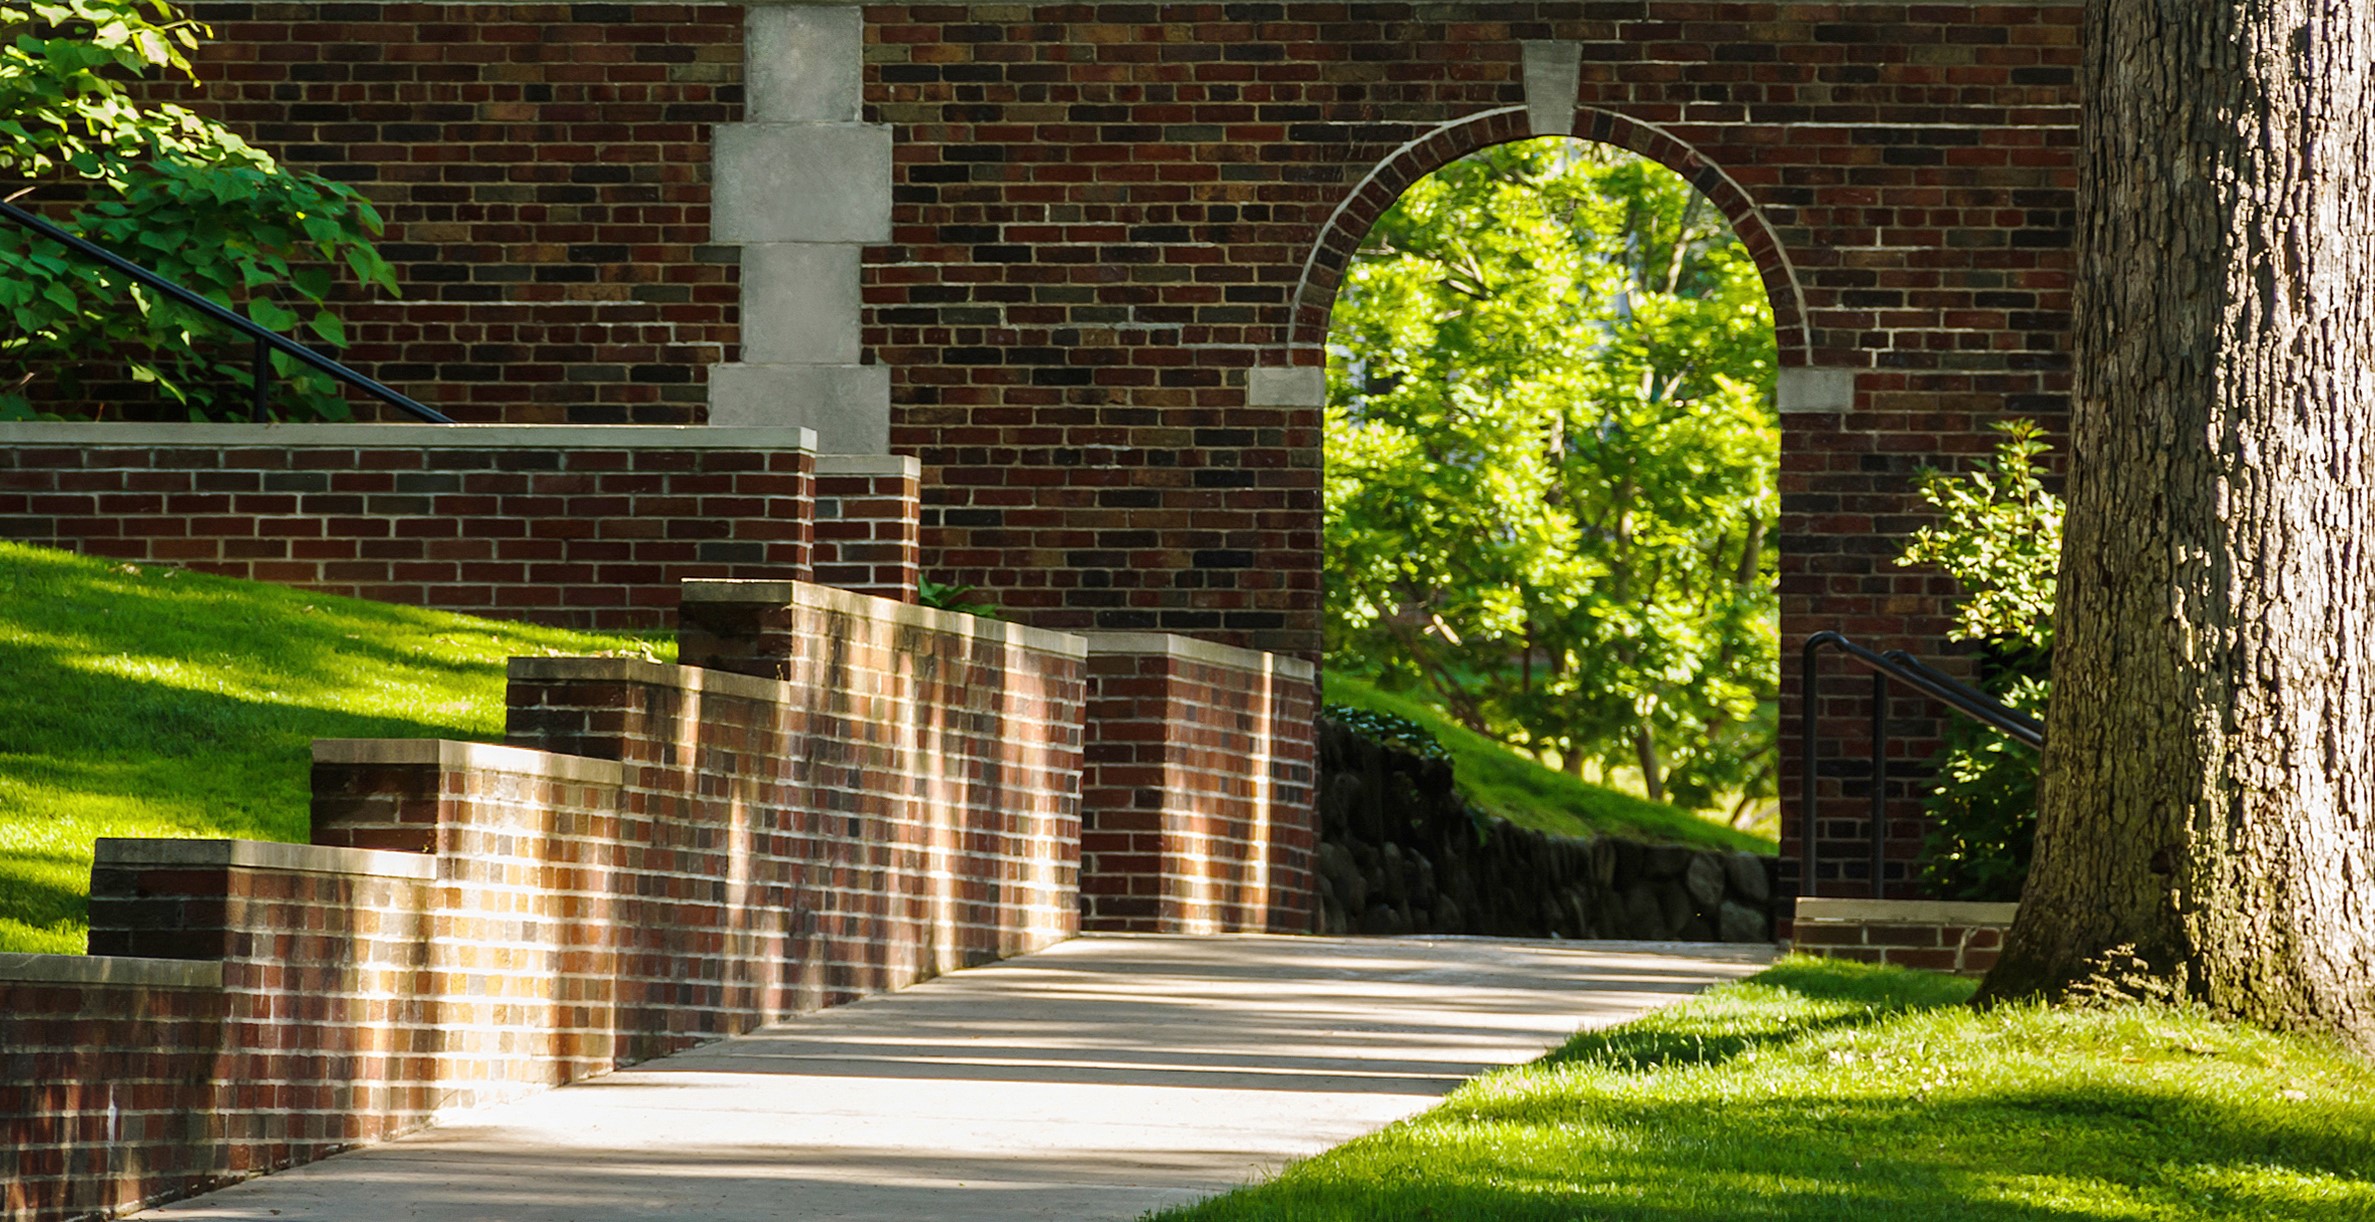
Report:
141,934,1771,1221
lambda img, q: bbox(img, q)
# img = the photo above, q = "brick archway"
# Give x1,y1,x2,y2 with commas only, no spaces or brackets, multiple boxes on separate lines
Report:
1280,107,1811,370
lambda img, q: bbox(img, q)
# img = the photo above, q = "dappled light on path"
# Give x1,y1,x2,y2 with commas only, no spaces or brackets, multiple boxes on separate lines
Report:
137,935,1767,1221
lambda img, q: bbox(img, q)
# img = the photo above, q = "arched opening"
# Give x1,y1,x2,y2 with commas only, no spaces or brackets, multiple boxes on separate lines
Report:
1321,135,1782,848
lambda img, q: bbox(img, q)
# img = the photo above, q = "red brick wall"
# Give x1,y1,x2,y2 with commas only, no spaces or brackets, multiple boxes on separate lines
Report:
812,454,922,603
1078,635,1319,934
0,425,815,629
126,1,743,424
1,578,1092,1222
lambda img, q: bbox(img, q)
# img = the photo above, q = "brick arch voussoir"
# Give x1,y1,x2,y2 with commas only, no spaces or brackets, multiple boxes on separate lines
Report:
1285,106,1810,369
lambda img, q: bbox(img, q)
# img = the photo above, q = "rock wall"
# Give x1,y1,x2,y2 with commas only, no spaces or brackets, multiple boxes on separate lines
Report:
1314,720,1779,944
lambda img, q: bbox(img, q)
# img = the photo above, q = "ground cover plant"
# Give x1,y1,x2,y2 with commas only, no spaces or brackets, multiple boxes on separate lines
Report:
1150,956,2375,1221
0,541,670,953
1326,671,1771,855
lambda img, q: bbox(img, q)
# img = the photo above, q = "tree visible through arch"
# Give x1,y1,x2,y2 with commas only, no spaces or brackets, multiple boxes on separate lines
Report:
1323,137,1781,820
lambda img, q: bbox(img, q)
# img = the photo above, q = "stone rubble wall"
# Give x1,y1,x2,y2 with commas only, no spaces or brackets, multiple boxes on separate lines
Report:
1314,720,1779,944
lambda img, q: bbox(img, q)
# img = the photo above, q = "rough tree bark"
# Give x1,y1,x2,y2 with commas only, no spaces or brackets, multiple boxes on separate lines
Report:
1977,0,2375,1049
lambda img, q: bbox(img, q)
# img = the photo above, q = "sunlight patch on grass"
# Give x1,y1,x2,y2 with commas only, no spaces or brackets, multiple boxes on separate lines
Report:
0,541,670,953
1152,957,2375,1222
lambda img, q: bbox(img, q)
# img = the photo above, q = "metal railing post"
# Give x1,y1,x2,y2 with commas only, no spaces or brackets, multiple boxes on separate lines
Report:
1870,667,1887,898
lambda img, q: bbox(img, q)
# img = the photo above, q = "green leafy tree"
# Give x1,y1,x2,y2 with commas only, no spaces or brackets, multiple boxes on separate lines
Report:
0,0,397,420
1325,138,1779,815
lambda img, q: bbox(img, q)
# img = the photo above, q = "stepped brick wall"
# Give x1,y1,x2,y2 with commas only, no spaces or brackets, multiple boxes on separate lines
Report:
1,578,1313,1222
0,424,818,629
1077,634,1319,934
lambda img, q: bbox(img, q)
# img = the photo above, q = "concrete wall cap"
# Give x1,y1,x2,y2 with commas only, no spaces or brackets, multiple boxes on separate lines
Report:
815,453,920,479
311,738,623,786
0,952,224,990
1079,631,1318,681
94,837,438,880
1792,898,2019,924
677,578,1091,658
509,654,793,703
0,423,819,451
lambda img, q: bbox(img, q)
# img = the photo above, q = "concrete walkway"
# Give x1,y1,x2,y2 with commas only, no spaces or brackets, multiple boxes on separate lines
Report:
140,934,1771,1221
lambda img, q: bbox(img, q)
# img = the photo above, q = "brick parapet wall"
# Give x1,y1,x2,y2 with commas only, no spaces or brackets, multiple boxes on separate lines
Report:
1077,633,1319,935
0,424,817,629
1788,898,2017,977
812,454,922,603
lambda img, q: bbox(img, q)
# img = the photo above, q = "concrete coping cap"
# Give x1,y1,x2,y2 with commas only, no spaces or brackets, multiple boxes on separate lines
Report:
94,837,438,880
1079,631,1317,682
312,738,623,786
814,453,919,478
0,422,819,451
1793,897,2019,924
0,952,224,990
680,579,1089,658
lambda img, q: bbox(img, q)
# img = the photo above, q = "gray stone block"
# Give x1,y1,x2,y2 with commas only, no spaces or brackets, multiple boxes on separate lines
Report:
708,363,890,452
1725,850,1772,904
712,123,891,244
740,243,863,364
1521,42,1580,139
1719,899,1770,944
1777,366,1857,413
1244,365,1326,407
747,5,861,123
1684,852,1728,911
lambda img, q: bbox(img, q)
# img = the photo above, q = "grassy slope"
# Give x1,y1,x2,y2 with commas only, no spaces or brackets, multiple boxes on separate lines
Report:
1153,957,2375,1222
1326,672,1772,855
0,541,669,954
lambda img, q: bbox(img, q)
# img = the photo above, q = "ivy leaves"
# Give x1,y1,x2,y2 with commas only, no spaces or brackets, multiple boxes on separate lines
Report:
1,0,396,419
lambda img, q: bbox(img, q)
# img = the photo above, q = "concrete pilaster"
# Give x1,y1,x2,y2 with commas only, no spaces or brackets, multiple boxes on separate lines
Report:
708,3,892,452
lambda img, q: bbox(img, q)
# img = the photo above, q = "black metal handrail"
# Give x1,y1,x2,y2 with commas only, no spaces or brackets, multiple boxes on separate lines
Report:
1799,629,2043,899
0,196,452,423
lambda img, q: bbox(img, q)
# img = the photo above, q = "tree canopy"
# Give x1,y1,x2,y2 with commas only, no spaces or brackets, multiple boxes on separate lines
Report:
1324,138,1779,814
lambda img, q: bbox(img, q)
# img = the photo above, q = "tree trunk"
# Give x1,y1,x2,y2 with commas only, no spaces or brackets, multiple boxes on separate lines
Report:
1978,0,2375,1049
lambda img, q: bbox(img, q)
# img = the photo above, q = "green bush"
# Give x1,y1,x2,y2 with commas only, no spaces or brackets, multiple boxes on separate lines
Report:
1898,421,2059,901
1322,703,1449,761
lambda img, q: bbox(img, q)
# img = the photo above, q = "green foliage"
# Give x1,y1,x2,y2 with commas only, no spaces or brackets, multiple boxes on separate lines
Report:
1324,137,1779,814
0,0,397,421
1901,418,2063,652
1325,672,1771,854
1321,703,1448,760
1153,956,2375,1221
0,542,669,952
1898,420,2063,901
917,577,1001,618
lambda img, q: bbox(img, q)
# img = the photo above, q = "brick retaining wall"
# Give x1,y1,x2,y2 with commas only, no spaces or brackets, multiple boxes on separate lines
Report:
1077,634,1318,935
1,574,1315,1221
0,424,817,629
811,454,922,603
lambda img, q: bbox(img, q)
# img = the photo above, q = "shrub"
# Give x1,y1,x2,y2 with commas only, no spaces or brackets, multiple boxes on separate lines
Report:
1898,421,2060,901
1322,703,1448,761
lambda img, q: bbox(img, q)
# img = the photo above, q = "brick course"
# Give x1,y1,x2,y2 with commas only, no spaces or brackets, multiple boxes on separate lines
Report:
0,424,815,629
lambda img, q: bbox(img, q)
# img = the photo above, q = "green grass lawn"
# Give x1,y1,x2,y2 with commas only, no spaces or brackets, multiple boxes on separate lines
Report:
1325,672,1773,855
0,541,669,954
1151,956,2375,1222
